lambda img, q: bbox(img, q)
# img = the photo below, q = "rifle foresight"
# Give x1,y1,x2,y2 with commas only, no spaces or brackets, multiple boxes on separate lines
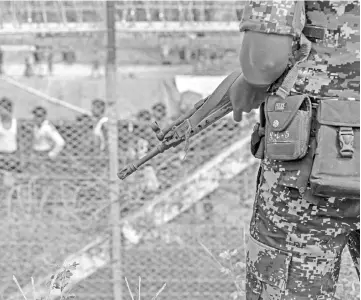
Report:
150,121,166,141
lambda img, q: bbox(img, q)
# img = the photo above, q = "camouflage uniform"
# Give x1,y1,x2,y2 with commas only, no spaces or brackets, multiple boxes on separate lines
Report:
240,1,360,299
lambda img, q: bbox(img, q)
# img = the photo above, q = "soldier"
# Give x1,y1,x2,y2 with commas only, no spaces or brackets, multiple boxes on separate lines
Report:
226,1,359,299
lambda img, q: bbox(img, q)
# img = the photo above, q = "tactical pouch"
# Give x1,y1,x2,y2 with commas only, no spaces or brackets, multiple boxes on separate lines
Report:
310,100,360,199
264,94,312,161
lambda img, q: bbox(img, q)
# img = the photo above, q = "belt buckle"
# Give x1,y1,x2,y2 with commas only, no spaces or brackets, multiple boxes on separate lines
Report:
338,127,354,158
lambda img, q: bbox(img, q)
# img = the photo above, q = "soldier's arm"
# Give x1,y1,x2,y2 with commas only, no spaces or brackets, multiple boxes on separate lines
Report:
230,1,306,121
230,32,293,120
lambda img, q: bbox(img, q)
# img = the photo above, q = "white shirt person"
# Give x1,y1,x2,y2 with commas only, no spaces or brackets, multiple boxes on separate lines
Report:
93,116,108,152
32,106,65,159
0,115,17,154
91,99,109,152
0,97,17,154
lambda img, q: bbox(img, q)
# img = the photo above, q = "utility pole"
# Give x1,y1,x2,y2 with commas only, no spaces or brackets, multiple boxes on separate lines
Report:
106,2,122,300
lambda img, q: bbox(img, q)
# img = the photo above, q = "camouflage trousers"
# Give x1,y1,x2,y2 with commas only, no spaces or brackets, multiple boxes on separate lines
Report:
246,159,360,300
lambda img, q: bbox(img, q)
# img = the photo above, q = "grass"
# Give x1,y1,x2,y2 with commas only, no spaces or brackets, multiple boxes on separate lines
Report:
6,177,359,300
12,262,79,300
196,170,360,300
199,242,245,299
12,263,167,300
124,276,166,300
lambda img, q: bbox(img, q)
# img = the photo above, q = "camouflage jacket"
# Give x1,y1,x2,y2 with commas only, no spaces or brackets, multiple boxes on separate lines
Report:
239,0,360,100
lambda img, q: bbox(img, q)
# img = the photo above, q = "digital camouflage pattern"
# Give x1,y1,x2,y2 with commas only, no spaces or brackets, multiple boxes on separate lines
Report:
296,1,360,99
239,0,306,38
241,1,360,299
240,0,360,100
248,157,359,299
347,230,360,278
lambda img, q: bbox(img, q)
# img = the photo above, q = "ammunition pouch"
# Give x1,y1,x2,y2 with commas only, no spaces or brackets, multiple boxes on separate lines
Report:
309,99,360,199
264,94,312,161
250,93,359,201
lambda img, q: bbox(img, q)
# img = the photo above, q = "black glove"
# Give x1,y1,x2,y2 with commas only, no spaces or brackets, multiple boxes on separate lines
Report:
229,72,268,122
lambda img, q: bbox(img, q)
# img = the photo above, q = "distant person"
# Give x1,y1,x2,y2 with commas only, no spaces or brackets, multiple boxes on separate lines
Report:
91,99,108,152
91,49,102,78
162,78,182,121
0,97,20,172
24,54,34,77
136,109,156,151
0,46,4,75
161,44,171,65
91,57,101,78
133,110,159,192
33,45,41,76
0,97,17,154
47,47,53,76
32,106,65,159
179,90,203,114
136,109,153,123
33,45,47,77
61,47,76,65
39,47,47,77
151,102,167,123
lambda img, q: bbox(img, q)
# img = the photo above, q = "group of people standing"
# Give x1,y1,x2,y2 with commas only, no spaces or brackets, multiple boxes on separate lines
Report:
0,97,110,168
0,96,168,171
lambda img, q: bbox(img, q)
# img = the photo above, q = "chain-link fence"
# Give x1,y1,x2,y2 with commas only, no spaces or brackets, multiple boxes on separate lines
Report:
0,1,245,77
0,2,359,300
0,2,257,294
0,80,259,298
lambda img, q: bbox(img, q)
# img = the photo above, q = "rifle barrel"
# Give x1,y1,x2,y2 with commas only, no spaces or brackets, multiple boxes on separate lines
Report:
118,101,233,180
117,142,169,180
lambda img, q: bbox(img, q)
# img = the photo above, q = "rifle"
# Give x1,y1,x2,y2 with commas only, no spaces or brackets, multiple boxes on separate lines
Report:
117,71,242,180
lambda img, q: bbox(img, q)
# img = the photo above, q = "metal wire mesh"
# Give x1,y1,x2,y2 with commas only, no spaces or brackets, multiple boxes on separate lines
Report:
0,95,257,300
0,11,257,294
0,2,359,300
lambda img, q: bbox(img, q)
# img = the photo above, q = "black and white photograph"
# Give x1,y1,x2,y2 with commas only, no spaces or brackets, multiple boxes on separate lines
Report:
0,1,359,300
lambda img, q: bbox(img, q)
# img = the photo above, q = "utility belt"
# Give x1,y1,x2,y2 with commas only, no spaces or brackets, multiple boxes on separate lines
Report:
251,93,360,200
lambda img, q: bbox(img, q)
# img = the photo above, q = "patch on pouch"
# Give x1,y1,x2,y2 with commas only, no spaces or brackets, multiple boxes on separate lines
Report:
275,102,287,111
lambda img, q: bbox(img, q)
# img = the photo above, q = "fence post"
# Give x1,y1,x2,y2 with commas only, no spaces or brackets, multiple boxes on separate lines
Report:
105,2,123,300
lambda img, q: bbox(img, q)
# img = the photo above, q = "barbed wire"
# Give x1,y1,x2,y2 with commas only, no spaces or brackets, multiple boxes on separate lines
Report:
1,2,359,300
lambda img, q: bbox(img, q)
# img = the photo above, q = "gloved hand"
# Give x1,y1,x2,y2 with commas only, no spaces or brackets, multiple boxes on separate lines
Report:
229,72,268,122
230,31,292,122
